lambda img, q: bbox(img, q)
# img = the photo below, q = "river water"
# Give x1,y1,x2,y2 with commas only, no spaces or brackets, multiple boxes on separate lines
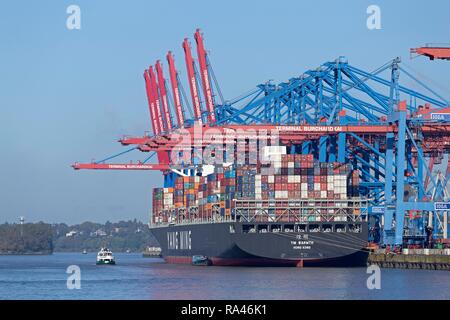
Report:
0,253,448,300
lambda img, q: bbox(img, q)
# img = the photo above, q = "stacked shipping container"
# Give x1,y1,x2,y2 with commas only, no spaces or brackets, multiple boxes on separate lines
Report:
152,154,360,224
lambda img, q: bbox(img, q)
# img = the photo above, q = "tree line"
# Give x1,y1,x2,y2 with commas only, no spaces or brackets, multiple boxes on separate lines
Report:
0,220,159,254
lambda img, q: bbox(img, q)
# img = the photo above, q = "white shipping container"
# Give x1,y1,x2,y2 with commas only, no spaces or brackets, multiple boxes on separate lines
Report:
301,191,308,198
314,183,320,191
288,176,295,183
288,162,294,168
301,183,308,190
295,175,301,183
262,146,286,160
268,175,274,183
320,191,327,198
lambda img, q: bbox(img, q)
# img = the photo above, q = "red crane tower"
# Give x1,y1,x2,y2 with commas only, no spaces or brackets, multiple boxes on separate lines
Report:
166,51,186,128
411,45,450,60
155,60,173,131
182,38,203,124
194,28,216,123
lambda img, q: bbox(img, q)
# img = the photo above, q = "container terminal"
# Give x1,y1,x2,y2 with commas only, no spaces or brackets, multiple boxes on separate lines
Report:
73,31,450,268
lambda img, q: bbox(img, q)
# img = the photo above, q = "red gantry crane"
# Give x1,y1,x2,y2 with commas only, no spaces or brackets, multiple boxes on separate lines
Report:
167,51,186,128
411,45,450,60
148,66,166,133
155,60,173,131
143,69,161,135
194,28,216,123
182,38,203,124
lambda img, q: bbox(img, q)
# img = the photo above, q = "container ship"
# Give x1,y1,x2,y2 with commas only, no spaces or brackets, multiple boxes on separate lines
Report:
150,151,370,267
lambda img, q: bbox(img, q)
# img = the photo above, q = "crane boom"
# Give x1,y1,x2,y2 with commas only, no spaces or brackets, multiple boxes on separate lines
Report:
166,51,185,127
155,60,173,131
148,66,166,132
194,29,216,123
72,163,170,170
411,46,450,60
182,38,203,123
143,70,161,135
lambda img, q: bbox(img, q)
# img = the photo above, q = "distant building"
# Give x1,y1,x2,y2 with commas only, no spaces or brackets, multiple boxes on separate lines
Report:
91,229,107,237
65,230,78,237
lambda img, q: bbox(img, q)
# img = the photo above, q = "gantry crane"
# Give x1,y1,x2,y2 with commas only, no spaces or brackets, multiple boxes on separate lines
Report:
411,44,450,60
73,31,450,246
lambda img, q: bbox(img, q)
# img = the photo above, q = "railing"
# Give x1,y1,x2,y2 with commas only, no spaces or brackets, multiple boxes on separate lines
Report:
150,197,369,227
234,197,369,223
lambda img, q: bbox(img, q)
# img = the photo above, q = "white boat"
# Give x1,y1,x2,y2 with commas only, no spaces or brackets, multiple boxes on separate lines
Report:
96,247,115,265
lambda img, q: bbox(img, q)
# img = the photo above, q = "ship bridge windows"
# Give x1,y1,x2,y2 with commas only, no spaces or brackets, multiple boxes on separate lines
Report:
335,224,346,233
258,224,268,233
243,224,256,233
297,224,307,232
271,224,282,233
309,224,320,232
323,224,332,233
348,224,362,233
284,224,294,232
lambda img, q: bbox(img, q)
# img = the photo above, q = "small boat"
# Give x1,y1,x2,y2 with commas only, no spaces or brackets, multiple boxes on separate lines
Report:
192,255,211,266
126,249,131,253
82,249,87,254
96,248,116,265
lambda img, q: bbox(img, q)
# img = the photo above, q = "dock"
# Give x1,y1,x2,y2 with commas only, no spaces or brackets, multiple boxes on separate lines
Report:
368,249,450,270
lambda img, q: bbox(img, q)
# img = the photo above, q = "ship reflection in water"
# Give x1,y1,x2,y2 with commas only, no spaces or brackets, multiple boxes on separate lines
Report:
0,253,449,300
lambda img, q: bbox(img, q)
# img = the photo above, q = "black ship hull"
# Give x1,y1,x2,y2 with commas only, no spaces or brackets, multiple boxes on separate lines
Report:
150,221,369,267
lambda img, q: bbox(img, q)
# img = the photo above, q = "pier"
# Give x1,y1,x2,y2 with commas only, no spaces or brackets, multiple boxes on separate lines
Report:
368,249,450,270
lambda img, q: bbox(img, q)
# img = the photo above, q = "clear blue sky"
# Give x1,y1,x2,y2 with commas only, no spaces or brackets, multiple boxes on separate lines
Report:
1,0,450,224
